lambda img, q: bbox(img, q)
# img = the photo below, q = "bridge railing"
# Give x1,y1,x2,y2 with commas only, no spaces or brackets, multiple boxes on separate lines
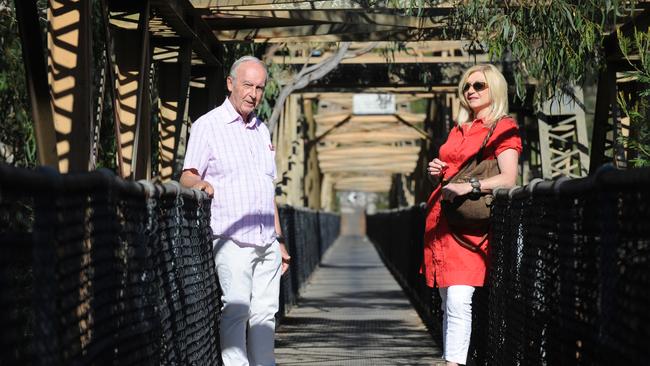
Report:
0,164,339,366
368,165,650,366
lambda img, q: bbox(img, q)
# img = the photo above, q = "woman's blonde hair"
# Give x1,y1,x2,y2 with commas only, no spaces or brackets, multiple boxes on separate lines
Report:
456,64,508,127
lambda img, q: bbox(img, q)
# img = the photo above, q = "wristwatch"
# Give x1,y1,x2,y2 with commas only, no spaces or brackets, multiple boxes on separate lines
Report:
469,177,481,195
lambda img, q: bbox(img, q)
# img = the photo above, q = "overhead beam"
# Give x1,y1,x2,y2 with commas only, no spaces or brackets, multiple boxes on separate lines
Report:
214,23,444,42
320,164,417,174
301,62,474,89
274,54,489,64
205,10,443,29
302,87,458,97
315,113,426,127
319,154,417,164
216,26,445,43
317,145,421,157
151,0,222,66
194,0,456,13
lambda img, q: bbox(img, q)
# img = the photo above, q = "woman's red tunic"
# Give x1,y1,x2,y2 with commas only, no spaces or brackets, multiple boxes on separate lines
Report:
422,117,522,288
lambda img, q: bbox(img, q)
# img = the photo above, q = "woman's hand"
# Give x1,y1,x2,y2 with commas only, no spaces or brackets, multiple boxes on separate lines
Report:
427,158,448,177
441,182,472,201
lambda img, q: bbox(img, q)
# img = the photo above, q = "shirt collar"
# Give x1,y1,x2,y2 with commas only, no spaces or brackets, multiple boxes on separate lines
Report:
224,98,258,129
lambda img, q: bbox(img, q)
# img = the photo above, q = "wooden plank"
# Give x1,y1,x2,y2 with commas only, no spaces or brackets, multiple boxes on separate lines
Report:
320,163,417,174
321,131,422,143
353,113,426,124
319,154,417,165
317,145,420,156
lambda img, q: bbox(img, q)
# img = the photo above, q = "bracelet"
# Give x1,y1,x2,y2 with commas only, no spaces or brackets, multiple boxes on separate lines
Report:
276,234,286,244
469,177,481,195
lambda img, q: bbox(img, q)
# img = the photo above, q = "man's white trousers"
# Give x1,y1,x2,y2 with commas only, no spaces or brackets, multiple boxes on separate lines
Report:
213,238,281,366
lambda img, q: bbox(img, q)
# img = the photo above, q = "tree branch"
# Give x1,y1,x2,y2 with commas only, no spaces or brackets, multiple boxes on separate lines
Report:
267,42,378,134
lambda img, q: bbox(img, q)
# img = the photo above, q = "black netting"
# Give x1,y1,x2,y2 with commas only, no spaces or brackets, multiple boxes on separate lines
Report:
2,163,340,365
367,166,650,366
0,164,221,366
367,205,439,341
277,205,340,319
0,168,36,366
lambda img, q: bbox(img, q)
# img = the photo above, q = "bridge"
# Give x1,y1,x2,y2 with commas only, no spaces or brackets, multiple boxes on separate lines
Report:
1,1,650,365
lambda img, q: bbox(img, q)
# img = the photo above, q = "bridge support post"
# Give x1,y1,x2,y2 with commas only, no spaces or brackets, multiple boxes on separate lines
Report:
108,1,151,179
156,41,191,182
46,0,93,172
537,87,590,179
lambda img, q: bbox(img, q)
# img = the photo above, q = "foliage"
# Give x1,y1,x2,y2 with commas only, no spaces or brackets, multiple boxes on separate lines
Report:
618,28,650,167
0,2,40,168
449,0,635,105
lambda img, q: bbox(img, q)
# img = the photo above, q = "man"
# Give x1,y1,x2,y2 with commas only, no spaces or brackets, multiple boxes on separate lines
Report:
180,55,290,366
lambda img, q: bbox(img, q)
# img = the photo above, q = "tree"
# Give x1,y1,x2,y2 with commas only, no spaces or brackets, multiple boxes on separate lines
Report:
449,0,636,104
618,28,650,167
265,42,378,134
0,2,39,167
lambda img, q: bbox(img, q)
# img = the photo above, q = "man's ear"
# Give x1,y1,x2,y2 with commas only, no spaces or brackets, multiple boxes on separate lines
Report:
226,76,234,93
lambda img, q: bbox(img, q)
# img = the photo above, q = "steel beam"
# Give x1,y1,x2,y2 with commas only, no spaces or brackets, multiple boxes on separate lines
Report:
47,0,93,173
188,65,224,122
157,41,192,182
110,1,151,179
151,0,222,66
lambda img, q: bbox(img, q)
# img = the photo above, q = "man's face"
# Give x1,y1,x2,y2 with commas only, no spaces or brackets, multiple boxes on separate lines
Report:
227,61,267,121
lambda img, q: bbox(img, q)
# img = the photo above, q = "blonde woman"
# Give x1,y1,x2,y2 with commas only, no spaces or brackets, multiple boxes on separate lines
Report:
423,64,522,365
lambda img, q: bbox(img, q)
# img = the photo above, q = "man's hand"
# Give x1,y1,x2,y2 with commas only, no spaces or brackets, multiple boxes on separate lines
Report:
192,180,214,197
280,243,291,275
180,169,214,197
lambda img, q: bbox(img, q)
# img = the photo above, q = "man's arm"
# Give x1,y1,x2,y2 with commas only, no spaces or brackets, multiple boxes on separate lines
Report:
180,169,214,197
275,202,291,275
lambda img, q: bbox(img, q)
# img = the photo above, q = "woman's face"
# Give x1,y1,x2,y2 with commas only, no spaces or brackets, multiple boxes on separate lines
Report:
463,71,491,117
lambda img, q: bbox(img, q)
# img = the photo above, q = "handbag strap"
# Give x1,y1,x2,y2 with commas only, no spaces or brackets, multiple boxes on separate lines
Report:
451,231,489,252
446,117,501,184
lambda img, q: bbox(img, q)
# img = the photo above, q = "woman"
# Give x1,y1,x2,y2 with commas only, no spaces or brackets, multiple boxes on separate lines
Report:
424,64,521,365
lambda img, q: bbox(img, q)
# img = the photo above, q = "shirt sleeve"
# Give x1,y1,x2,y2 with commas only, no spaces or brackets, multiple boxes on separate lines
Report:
492,117,522,156
261,122,277,180
182,118,212,177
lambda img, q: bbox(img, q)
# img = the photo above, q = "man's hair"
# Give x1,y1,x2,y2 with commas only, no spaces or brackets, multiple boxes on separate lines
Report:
229,56,267,82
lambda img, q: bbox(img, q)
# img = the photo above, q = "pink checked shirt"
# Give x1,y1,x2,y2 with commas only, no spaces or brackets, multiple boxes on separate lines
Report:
183,98,277,247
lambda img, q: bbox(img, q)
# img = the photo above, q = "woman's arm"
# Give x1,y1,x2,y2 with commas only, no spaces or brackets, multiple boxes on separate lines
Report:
477,148,519,192
440,148,519,201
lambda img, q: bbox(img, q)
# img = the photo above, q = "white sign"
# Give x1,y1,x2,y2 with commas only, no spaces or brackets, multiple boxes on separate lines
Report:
352,94,396,115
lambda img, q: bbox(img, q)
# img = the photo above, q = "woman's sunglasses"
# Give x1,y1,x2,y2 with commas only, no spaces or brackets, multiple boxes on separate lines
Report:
462,81,488,93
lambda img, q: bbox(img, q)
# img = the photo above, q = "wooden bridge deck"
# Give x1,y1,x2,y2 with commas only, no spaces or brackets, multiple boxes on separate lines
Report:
275,235,444,365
